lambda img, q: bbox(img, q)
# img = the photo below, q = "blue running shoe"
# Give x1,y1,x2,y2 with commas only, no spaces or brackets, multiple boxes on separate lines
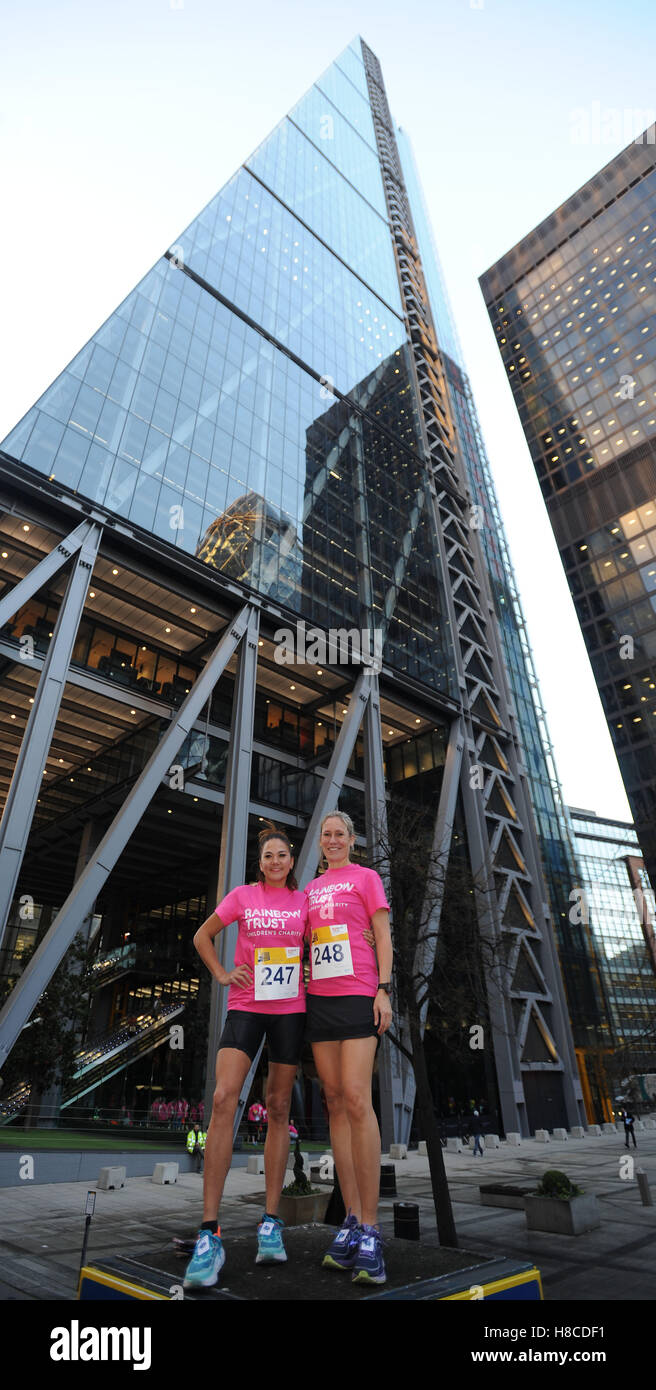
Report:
352,1224,386,1284
322,1211,362,1270
183,1228,225,1289
256,1214,287,1263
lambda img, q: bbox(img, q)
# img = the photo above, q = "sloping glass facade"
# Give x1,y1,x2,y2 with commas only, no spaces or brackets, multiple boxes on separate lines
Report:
1,39,456,697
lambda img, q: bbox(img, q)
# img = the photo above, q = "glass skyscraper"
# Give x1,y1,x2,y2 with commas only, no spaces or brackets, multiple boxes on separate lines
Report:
569,807,656,1088
0,38,584,1138
480,132,656,896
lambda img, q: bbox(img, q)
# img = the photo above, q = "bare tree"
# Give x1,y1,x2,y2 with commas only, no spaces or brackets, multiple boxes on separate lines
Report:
371,797,512,1248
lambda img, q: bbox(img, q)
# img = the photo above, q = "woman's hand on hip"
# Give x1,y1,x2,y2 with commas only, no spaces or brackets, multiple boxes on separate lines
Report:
221,964,253,989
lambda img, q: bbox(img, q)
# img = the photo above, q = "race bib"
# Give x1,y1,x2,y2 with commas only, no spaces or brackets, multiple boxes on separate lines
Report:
311,924,354,981
254,946,301,1001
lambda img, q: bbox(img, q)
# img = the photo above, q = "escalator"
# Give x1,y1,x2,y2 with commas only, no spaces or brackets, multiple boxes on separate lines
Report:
61,1003,185,1106
87,942,137,991
0,1002,185,1122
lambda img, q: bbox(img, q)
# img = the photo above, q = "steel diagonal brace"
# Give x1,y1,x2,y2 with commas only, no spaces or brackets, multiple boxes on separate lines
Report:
0,603,255,1067
200,605,261,1129
296,667,373,887
0,519,96,632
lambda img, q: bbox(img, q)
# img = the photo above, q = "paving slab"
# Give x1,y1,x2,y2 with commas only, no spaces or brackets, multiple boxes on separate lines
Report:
1,1132,655,1300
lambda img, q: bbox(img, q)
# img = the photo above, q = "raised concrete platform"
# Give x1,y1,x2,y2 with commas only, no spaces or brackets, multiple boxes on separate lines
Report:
78,1225,541,1301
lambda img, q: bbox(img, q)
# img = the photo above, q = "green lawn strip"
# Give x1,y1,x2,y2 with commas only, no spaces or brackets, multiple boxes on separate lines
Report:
0,1130,189,1152
0,1132,329,1153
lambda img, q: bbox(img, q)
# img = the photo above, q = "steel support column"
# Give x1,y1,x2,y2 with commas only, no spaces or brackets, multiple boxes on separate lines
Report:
458,749,522,1133
412,717,465,1021
201,606,260,1127
0,522,102,950
0,604,255,1067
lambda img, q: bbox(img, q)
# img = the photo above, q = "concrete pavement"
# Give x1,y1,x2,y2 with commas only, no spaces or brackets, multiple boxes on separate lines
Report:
1,1129,655,1300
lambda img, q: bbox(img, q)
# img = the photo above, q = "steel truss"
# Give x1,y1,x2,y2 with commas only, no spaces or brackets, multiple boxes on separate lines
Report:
362,40,583,1133
0,514,434,1143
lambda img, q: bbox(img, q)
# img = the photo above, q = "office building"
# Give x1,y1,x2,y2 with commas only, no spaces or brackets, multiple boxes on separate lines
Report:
480,132,656,898
0,39,584,1138
570,806,656,1092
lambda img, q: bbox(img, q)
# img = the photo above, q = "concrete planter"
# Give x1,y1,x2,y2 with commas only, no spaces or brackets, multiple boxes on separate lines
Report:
480,1183,537,1210
524,1192,600,1236
278,1191,330,1225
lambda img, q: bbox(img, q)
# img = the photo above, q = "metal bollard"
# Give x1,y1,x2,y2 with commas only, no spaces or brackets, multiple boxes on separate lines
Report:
394,1201,420,1240
636,1168,653,1206
380,1163,397,1197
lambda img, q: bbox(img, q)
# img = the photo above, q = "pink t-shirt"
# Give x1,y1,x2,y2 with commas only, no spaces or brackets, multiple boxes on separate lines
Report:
215,882,308,1014
305,863,389,997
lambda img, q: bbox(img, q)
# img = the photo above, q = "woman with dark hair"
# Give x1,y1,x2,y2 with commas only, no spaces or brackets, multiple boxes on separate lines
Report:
183,824,308,1289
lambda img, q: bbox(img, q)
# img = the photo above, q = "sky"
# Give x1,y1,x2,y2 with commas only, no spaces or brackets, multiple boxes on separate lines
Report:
3,0,656,823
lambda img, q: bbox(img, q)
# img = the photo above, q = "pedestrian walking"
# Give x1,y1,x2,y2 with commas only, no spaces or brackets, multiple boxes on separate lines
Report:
248,1100,265,1144
472,1108,484,1156
623,1110,637,1149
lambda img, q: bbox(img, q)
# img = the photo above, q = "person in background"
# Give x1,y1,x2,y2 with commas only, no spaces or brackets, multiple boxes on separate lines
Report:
623,1109,637,1149
471,1109,484,1157
248,1099,265,1144
187,1122,206,1173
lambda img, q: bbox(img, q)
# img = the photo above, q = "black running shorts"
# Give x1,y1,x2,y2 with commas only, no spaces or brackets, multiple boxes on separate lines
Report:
218,1010,306,1065
305,994,379,1043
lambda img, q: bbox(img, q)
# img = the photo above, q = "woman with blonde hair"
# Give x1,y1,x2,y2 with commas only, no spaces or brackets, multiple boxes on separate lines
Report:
304,810,393,1284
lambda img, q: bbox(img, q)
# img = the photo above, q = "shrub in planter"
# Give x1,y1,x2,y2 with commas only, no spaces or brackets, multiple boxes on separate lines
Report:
525,1168,599,1236
536,1169,582,1199
279,1179,330,1223
282,1177,318,1198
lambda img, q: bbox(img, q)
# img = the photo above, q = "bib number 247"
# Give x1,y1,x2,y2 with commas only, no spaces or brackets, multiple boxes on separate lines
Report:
254,946,300,1000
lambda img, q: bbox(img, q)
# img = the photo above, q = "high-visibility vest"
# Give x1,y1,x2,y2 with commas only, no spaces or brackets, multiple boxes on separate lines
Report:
187,1129,205,1153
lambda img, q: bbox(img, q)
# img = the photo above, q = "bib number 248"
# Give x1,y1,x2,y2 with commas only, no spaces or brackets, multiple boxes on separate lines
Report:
310,924,354,981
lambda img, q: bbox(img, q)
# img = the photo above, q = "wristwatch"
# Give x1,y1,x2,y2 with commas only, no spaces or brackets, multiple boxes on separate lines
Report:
377,981,392,994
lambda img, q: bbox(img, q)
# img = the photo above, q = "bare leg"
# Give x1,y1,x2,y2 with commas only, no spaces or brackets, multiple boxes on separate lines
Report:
312,1040,361,1220
263,1063,297,1215
341,1038,380,1227
203,1048,252,1223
